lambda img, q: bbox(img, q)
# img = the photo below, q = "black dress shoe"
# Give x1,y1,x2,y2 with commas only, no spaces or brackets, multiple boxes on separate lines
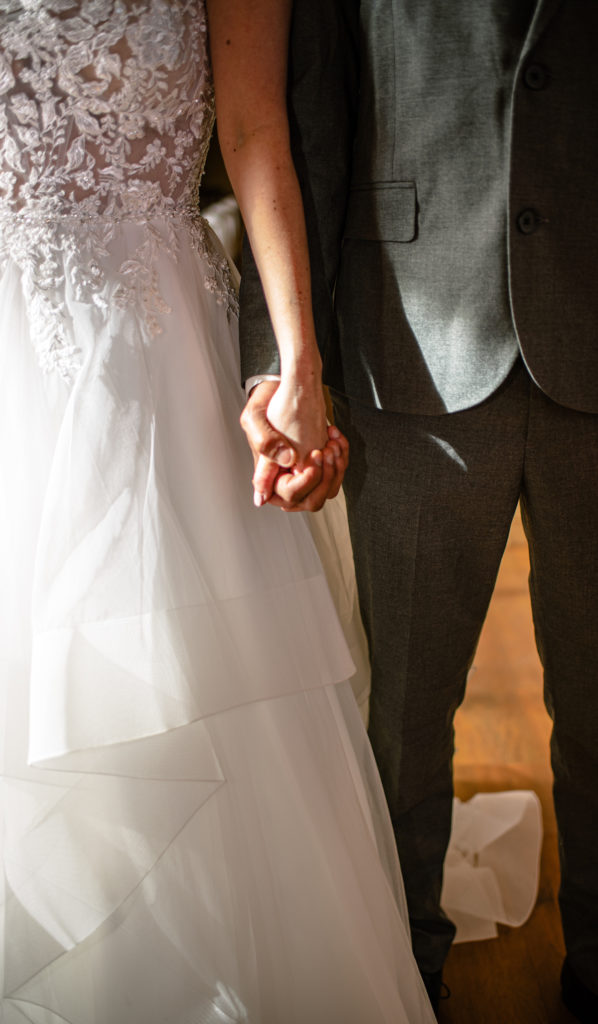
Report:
420,970,450,1016
561,958,598,1023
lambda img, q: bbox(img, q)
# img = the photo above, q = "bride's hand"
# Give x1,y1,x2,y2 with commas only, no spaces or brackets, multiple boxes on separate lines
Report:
265,375,328,465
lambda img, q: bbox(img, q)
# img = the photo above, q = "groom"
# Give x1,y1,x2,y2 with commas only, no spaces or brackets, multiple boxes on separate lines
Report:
239,1,598,1018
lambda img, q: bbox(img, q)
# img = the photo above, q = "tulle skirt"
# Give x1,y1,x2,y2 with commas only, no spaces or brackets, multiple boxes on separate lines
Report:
0,218,433,1022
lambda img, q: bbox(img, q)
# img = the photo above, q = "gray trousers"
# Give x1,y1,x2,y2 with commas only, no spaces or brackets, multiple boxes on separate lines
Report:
333,360,598,990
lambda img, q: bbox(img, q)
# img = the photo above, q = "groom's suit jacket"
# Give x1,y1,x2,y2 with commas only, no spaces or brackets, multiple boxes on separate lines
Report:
239,0,598,415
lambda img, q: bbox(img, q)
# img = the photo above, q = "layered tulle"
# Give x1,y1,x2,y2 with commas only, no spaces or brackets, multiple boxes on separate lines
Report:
0,220,434,1023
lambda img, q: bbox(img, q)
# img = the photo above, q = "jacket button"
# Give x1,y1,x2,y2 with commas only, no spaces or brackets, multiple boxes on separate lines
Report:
524,63,549,90
517,209,540,235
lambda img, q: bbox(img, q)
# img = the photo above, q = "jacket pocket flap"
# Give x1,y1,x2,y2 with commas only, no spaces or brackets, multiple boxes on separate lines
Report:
344,182,416,242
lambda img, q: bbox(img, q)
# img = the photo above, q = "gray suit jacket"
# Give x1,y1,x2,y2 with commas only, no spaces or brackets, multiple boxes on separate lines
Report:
239,0,598,416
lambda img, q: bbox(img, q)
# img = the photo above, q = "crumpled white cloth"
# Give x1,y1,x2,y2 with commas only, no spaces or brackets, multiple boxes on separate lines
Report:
441,790,543,942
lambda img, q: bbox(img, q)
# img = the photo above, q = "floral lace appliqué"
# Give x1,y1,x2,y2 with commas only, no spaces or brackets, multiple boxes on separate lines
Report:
0,0,237,380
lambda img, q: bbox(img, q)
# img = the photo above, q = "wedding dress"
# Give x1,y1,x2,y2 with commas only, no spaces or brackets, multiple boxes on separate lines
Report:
0,2,434,1021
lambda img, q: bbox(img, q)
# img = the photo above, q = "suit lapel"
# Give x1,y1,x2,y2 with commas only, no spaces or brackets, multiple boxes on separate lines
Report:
521,0,564,56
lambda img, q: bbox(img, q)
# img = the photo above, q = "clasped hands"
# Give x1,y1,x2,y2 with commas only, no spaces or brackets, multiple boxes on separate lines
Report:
240,380,348,511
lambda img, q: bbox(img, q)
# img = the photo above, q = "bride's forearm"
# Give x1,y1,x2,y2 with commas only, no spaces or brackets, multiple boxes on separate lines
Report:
228,137,322,385
207,0,322,389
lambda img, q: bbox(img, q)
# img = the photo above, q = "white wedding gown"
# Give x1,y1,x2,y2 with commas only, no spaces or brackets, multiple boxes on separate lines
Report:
0,3,434,1021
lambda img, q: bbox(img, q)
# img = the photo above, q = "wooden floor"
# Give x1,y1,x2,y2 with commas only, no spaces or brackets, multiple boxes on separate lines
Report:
439,509,577,1024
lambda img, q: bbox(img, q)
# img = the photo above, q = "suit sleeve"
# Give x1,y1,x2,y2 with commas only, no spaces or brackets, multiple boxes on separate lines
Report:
238,0,359,387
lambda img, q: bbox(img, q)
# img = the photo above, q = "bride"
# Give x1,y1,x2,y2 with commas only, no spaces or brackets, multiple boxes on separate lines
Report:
0,1,433,1021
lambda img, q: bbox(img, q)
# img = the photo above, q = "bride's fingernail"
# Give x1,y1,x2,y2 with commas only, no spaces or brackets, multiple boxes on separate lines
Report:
254,491,265,507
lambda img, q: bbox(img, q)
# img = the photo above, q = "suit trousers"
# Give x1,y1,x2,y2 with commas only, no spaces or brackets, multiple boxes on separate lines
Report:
332,359,598,989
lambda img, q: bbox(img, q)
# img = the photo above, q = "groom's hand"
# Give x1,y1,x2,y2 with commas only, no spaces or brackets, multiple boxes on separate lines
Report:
267,426,348,511
240,381,348,510
240,380,296,505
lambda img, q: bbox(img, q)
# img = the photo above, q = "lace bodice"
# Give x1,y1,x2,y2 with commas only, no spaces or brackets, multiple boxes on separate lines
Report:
0,0,236,377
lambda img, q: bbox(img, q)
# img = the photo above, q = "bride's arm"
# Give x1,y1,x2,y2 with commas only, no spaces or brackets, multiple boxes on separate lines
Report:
206,0,329,465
